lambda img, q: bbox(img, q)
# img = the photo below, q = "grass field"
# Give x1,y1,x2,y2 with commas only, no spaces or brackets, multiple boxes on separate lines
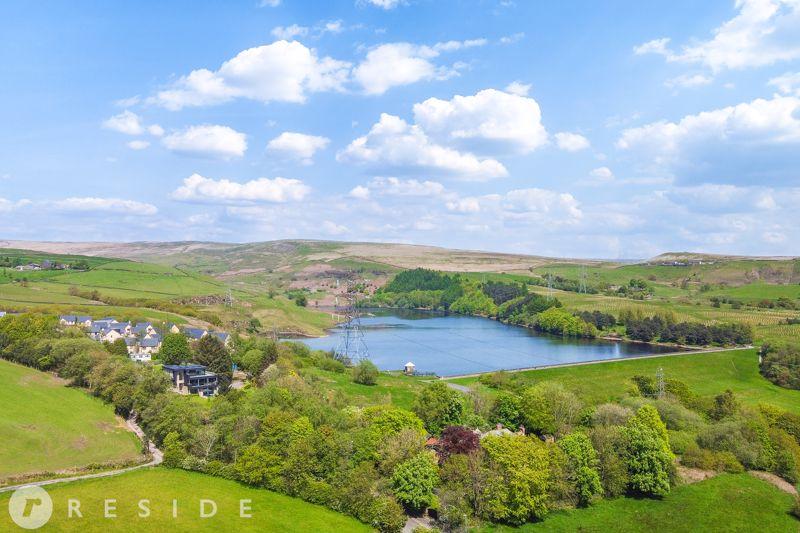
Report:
300,367,425,410
0,360,143,483
448,349,800,412
485,474,798,532
0,468,371,532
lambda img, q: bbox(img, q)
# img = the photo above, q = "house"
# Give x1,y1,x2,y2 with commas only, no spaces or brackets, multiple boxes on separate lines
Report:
165,322,181,334
404,361,416,375
162,364,218,397
131,322,153,336
213,332,231,347
139,336,162,354
183,327,208,341
101,329,124,343
124,337,137,354
59,315,92,327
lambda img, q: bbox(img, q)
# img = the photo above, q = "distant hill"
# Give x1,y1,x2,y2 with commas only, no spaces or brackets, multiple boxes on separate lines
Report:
0,239,606,275
647,252,799,263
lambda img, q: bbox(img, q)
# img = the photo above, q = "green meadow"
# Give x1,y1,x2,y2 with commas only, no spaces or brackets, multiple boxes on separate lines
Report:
0,359,143,484
485,474,798,532
0,468,371,532
449,349,800,412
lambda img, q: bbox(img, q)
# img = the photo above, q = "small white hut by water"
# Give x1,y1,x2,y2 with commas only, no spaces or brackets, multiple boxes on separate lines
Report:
404,361,416,375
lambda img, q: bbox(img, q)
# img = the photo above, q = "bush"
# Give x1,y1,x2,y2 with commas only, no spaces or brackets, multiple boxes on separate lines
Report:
681,445,743,473
413,382,464,434
558,432,603,506
391,452,439,511
352,359,380,385
592,403,633,427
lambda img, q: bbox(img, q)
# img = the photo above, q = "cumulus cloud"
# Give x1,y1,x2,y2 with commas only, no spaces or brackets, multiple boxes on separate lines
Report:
172,173,310,203
589,166,614,180
271,24,308,40
127,140,150,150
364,177,446,196
152,40,350,110
413,89,548,154
348,185,371,199
267,132,330,163
634,0,800,72
501,188,583,221
445,197,481,213
51,197,157,216
664,73,713,89
616,95,800,183
353,40,483,95
102,110,144,135
504,81,531,96
769,71,800,95
665,184,779,213
362,0,404,9
554,132,590,152
338,113,508,181
162,125,247,159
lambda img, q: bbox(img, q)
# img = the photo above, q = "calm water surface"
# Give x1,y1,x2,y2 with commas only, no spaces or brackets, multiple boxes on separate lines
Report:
301,309,683,376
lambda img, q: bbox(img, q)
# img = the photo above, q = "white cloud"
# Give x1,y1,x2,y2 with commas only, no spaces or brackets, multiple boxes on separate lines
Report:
266,132,330,163
322,20,344,34
321,220,348,235
348,185,371,199
616,95,800,183
127,140,150,150
413,89,548,154
271,24,308,40
664,73,713,89
590,166,614,180
362,0,403,9
353,43,442,95
353,39,484,95
554,132,590,152
499,32,524,44
102,110,144,135
665,184,780,213
172,173,310,203
504,81,531,96
259,0,281,6
338,113,508,181
445,197,481,213
152,40,350,110
501,188,583,220
634,0,800,72
162,125,247,159
769,71,800,95
51,197,157,216
366,177,446,196
147,124,165,137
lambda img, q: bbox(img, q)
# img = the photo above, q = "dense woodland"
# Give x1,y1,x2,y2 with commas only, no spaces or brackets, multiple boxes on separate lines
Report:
371,268,754,346
0,312,797,531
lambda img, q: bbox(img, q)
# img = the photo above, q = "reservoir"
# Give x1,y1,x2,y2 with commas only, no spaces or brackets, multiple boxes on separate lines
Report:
301,308,684,377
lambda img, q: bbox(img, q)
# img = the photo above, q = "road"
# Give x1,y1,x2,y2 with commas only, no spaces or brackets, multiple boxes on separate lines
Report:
0,416,162,494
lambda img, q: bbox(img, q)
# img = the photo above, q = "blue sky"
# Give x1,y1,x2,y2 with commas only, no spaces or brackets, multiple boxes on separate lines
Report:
1,0,799,258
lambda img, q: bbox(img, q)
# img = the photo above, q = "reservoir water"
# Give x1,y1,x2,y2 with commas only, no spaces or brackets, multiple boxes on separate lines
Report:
301,309,684,377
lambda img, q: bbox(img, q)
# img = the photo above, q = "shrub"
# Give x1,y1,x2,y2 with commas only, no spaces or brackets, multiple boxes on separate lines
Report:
391,452,439,511
623,405,673,497
592,403,633,427
558,432,603,506
353,359,380,385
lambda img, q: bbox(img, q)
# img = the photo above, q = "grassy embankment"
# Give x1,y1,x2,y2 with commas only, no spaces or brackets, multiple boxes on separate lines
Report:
0,359,143,485
0,468,371,532
447,348,800,412
485,473,798,533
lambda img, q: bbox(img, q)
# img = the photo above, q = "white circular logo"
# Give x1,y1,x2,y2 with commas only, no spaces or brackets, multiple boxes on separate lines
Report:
8,485,52,529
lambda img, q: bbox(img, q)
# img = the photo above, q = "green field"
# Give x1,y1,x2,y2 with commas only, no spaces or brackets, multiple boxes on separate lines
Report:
485,474,798,532
0,360,143,483
0,468,371,532
300,367,425,410
449,349,800,411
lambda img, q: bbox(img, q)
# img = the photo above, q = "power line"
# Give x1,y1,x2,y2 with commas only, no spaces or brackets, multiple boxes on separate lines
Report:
333,278,370,365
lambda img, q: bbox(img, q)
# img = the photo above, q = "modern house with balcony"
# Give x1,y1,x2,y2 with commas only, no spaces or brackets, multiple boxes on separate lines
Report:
162,364,218,397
